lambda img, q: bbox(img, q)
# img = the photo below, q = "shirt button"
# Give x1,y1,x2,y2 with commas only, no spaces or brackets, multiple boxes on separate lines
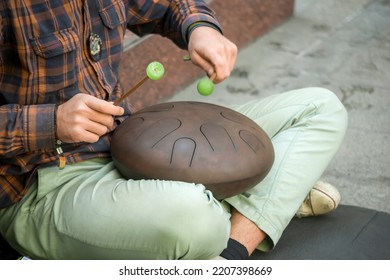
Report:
88,33,102,61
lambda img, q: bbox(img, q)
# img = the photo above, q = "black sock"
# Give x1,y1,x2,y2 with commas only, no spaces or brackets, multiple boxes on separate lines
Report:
220,238,249,260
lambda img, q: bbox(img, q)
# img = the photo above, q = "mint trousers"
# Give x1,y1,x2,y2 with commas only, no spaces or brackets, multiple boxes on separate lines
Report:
0,88,348,259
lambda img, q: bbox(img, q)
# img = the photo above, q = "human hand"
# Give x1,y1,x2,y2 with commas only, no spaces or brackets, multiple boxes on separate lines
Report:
188,26,237,83
56,93,124,143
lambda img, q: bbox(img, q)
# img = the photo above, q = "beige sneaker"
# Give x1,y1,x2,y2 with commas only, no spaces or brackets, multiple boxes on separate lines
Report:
295,181,341,218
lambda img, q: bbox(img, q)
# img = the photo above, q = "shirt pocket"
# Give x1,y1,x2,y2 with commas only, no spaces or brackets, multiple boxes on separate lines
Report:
88,0,127,90
30,27,79,94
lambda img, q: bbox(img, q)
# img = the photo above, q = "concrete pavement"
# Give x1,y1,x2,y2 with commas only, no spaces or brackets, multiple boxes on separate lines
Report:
167,0,390,214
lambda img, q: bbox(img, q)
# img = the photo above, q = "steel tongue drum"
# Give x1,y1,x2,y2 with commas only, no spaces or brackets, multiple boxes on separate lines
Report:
110,101,275,200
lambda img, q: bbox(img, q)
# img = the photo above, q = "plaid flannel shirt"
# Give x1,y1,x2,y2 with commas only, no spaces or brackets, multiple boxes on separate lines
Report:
0,0,221,208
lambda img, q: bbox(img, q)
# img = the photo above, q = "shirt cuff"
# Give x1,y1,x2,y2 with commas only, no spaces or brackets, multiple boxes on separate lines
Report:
23,104,57,151
182,14,222,45
186,21,222,42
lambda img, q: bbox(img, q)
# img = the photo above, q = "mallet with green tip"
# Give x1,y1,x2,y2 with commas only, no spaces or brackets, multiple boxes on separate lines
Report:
114,61,165,105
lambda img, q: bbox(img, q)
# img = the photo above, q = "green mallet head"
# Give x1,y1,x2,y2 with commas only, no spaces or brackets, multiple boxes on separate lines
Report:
146,61,165,81
197,77,215,96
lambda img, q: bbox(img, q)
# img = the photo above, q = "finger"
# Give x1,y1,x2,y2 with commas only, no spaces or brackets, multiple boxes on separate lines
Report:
216,41,237,81
211,54,229,83
228,43,238,72
88,111,115,128
190,51,214,76
191,51,221,83
70,117,111,143
209,72,217,82
84,120,110,139
85,96,124,116
68,124,101,143
80,131,100,143
210,45,235,83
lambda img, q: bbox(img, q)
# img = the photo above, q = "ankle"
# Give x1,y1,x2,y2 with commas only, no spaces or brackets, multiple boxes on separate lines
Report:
229,209,266,255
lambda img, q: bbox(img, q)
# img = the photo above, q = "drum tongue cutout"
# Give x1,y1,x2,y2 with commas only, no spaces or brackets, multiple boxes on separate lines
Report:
110,101,274,200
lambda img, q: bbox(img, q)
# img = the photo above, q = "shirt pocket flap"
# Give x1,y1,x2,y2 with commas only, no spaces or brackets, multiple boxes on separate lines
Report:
30,28,79,58
99,1,126,30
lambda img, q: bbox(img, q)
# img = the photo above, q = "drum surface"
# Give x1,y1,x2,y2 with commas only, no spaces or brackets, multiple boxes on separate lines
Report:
110,101,274,199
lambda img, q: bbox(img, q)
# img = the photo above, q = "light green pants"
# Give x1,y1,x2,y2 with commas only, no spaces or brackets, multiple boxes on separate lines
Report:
0,88,348,259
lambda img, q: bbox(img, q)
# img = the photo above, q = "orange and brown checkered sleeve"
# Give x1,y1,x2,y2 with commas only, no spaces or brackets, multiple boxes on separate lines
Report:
127,0,221,48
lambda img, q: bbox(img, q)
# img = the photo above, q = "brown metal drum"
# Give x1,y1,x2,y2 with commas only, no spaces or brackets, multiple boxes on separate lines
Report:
110,101,274,199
